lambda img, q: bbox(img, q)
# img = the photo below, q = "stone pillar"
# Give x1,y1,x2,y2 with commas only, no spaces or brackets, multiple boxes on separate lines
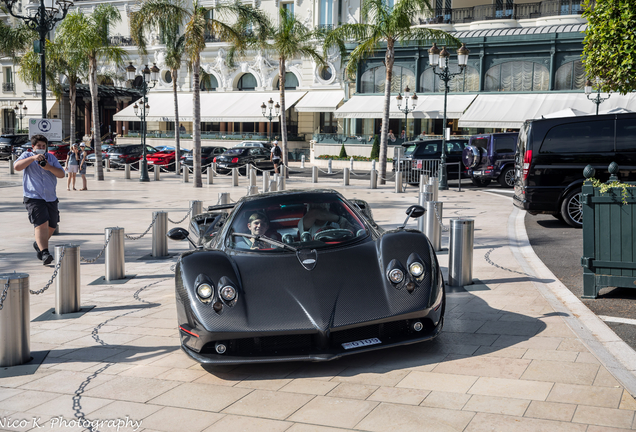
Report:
220,122,226,133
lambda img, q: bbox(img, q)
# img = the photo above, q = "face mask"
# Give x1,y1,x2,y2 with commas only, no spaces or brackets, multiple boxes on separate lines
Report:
34,149,46,155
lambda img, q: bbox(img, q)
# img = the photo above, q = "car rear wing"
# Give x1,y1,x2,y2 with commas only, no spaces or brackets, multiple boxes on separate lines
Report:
207,203,236,212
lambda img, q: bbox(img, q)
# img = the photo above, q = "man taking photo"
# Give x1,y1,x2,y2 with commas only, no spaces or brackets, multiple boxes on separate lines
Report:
14,134,65,265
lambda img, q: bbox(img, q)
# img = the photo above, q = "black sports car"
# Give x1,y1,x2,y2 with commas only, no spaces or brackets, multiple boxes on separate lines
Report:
214,147,274,175
168,190,445,364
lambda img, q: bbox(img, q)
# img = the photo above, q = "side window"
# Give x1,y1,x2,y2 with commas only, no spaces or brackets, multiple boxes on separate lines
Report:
616,118,636,152
540,120,614,154
447,142,463,155
413,145,428,157
494,136,516,153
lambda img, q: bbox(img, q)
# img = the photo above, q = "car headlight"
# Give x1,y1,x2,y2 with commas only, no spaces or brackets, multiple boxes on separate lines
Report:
388,268,404,284
220,285,236,301
196,283,213,299
409,262,424,277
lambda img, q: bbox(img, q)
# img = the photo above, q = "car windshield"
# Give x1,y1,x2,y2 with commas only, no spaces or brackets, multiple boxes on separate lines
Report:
472,138,488,149
0,137,13,143
224,148,247,156
226,193,368,252
403,144,418,157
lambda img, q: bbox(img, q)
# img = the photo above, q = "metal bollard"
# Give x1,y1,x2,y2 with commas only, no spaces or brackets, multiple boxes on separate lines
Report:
183,166,189,183
370,169,378,189
105,227,125,281
55,244,80,315
219,192,230,205
300,154,305,168
125,163,131,179
249,168,257,187
428,177,439,202
395,171,403,193
417,191,433,232
425,201,442,251
10,154,15,175
343,167,350,186
53,224,60,235
328,159,333,174
0,272,30,367
152,211,168,257
312,166,318,183
419,174,429,192
232,168,239,186
206,166,214,185
350,157,354,171
448,219,474,287
278,165,286,190
262,171,270,193
106,159,111,171
154,165,160,181
270,174,278,192
190,200,203,219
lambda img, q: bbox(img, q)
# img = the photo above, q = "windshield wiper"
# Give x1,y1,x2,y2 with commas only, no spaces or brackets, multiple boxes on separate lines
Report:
231,233,298,252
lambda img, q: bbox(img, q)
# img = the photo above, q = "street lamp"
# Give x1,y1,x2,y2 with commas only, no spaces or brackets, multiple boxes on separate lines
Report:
396,86,418,142
1,0,73,119
261,98,280,144
127,62,159,182
13,101,27,132
428,42,469,190
585,77,610,115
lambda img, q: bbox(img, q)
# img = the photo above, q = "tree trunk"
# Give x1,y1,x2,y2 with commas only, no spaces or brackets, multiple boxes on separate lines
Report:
89,56,103,181
69,80,76,145
172,68,181,174
279,58,288,175
192,55,202,187
379,40,395,185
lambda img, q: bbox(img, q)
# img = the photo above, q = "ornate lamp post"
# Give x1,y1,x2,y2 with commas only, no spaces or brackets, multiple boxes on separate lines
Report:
126,62,159,182
585,77,610,115
1,0,73,119
428,42,469,190
396,86,418,142
261,98,280,144
13,101,27,132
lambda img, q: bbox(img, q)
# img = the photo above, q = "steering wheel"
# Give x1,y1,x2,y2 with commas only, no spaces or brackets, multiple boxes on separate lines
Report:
314,228,354,242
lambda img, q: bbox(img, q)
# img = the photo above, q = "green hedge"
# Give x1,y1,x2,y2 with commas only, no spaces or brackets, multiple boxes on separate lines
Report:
316,154,393,162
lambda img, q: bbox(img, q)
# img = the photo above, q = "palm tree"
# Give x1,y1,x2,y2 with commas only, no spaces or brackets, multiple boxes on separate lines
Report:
236,8,327,174
0,21,34,59
131,0,189,174
54,5,128,181
325,0,459,184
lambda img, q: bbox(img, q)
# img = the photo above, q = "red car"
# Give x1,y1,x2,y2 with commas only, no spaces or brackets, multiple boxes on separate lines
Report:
48,143,70,164
146,149,189,171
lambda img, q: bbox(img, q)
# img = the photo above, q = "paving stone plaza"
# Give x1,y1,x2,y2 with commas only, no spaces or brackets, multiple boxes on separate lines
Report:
1,164,636,432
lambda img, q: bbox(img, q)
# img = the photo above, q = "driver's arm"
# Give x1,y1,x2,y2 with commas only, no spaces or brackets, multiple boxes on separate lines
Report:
300,209,339,231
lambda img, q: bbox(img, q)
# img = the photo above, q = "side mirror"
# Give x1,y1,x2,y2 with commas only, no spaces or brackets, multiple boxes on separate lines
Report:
167,227,189,241
406,205,426,218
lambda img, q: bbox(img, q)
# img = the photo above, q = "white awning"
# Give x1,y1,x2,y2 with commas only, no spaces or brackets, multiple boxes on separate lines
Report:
294,90,344,112
114,91,307,123
18,99,57,119
334,94,477,119
458,93,636,128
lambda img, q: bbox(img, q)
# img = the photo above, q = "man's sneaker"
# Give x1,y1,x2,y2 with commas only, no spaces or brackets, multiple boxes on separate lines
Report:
41,250,53,265
33,241,42,260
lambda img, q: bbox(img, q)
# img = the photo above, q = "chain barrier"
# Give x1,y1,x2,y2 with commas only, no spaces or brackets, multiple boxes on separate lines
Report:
125,212,160,240
168,206,193,224
317,167,343,175
433,203,449,232
0,281,9,310
30,247,66,295
80,230,114,263
377,173,396,181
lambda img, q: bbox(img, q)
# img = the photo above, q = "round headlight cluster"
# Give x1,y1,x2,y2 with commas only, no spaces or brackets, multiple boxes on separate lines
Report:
220,285,237,301
196,283,213,299
409,262,424,277
388,269,404,284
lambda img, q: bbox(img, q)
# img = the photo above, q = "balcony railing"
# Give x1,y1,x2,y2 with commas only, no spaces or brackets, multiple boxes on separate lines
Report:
108,36,136,46
2,83,15,92
126,130,306,141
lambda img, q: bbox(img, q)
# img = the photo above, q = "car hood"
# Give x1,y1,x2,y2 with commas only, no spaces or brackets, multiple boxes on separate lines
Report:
179,232,436,334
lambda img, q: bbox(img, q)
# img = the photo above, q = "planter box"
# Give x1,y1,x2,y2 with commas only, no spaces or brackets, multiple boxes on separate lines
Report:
581,170,636,298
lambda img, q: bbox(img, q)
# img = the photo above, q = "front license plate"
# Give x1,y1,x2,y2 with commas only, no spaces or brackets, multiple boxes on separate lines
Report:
342,338,381,350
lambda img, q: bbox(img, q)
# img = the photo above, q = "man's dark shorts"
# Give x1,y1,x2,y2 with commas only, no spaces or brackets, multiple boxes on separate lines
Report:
273,159,281,166
24,198,59,228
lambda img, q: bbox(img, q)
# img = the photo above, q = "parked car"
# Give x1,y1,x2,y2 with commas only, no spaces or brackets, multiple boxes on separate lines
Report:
0,134,29,160
183,146,227,167
214,147,274,174
232,141,271,149
154,145,175,152
146,148,190,171
107,144,157,168
167,189,442,364
394,139,469,183
14,142,33,156
85,144,113,165
48,143,71,164
513,112,636,228
462,132,518,187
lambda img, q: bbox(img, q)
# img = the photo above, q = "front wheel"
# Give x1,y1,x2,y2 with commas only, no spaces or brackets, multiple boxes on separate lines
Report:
561,189,583,228
498,167,515,188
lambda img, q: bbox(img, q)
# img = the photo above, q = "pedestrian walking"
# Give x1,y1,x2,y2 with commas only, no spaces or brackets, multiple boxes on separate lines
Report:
65,143,80,191
78,142,88,190
13,134,65,265
270,140,282,174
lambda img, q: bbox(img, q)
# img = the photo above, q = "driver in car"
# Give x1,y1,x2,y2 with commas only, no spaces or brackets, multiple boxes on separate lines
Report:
298,203,351,240
246,212,270,249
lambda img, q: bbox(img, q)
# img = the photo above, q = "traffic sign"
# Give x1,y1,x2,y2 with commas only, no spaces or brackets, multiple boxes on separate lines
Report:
29,118,62,141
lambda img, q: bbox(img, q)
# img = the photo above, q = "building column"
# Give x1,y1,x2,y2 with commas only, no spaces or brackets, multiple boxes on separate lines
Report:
259,122,266,133
220,122,226,132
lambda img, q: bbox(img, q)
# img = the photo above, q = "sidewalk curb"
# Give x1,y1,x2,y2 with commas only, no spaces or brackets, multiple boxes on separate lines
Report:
508,206,636,397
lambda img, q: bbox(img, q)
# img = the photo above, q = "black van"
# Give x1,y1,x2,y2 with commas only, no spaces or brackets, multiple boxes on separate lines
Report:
513,112,636,228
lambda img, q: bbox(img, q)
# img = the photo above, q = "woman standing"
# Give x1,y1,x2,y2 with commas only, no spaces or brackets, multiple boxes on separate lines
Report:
78,142,88,190
65,143,80,190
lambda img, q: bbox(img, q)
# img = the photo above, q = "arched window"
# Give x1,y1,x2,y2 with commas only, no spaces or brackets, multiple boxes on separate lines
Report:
200,72,218,91
276,72,299,90
485,61,549,92
360,65,415,94
237,73,257,91
420,63,479,92
555,60,586,90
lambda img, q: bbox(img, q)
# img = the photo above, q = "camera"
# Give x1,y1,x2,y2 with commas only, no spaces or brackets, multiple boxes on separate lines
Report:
39,158,47,167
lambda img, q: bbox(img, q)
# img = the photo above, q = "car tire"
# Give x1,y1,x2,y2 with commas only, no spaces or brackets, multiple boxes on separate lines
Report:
560,189,583,228
552,214,564,222
471,177,491,187
498,167,515,188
